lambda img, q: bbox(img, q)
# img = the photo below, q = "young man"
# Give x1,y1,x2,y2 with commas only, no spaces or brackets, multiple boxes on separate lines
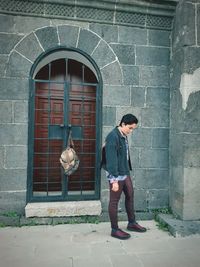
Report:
102,114,146,240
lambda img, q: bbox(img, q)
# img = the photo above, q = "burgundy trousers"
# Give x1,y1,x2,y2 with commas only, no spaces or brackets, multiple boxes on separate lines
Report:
108,176,135,230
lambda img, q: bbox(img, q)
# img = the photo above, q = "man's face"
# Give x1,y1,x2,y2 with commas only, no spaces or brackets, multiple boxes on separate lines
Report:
121,123,138,135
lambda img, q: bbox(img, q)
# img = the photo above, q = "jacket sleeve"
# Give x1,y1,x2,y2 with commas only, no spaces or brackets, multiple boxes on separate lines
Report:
105,134,119,178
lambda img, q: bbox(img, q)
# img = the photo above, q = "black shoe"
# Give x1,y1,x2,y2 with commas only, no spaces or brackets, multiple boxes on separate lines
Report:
111,229,131,240
127,222,147,232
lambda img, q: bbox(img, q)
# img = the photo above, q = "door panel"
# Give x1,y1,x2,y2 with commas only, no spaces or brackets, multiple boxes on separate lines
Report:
31,58,99,200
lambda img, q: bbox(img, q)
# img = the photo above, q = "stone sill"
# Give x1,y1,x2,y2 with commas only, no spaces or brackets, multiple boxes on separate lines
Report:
25,200,102,218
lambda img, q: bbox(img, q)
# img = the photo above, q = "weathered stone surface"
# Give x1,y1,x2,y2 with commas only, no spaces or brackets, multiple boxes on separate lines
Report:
14,101,28,123
148,29,170,47
5,146,27,169
136,46,169,66
0,147,3,169
172,1,195,51
135,169,169,189
152,128,169,148
103,85,130,106
101,61,123,85
140,148,169,168
0,124,27,145
103,106,116,126
134,189,147,210
0,169,27,191
148,189,169,209
146,87,169,108
89,23,118,43
131,127,152,147
6,51,32,78
0,101,12,123
15,16,50,34
25,201,102,217
0,33,23,54
35,27,59,51
0,78,29,100
58,25,79,47
122,66,139,85
77,29,100,55
131,86,145,107
92,40,116,68
0,55,8,77
141,107,169,127
0,14,15,32
15,32,43,62
119,26,147,45
139,66,169,87
111,44,135,64
0,191,26,214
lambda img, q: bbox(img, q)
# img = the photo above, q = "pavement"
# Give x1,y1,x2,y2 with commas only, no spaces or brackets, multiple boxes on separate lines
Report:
0,220,200,267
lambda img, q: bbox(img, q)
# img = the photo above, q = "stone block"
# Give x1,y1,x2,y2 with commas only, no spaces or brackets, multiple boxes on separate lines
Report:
0,191,26,215
172,1,195,51
100,189,109,212
103,85,130,106
58,25,79,47
152,128,169,148
0,124,27,145
0,169,27,191
89,23,118,43
35,27,59,51
136,46,169,66
118,26,147,45
146,87,170,108
129,147,140,168
148,29,170,47
170,133,184,167
6,51,32,78
25,201,102,217
122,66,139,86
170,167,184,195
111,44,135,65
103,106,116,126
101,61,123,85
134,189,148,211
139,66,169,87
131,127,152,148
135,169,169,190
92,40,116,68
184,148,200,168
0,147,3,169
0,33,22,54
14,16,50,34
0,55,8,76
0,78,29,100
183,167,200,220
0,101,12,123
14,101,28,123
131,86,145,107
198,5,200,46
148,189,169,209
77,28,100,55
141,107,169,127
0,14,15,32
140,148,169,168
5,146,27,169
15,33,43,62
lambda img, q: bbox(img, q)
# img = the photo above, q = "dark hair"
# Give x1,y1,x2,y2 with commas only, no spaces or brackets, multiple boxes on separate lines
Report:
119,114,138,126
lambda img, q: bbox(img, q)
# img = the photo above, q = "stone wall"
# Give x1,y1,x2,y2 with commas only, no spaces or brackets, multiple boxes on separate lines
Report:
170,0,200,220
0,0,175,216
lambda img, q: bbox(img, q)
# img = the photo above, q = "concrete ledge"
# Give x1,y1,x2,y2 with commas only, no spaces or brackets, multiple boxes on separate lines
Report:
25,201,102,218
157,213,200,237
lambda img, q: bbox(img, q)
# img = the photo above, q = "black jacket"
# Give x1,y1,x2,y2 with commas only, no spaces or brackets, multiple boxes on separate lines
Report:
101,127,132,177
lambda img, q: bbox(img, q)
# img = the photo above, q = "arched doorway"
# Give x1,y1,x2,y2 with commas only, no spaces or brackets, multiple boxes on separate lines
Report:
28,48,102,202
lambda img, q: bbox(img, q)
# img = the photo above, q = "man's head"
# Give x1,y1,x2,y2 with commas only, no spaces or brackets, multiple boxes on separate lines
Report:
119,114,138,135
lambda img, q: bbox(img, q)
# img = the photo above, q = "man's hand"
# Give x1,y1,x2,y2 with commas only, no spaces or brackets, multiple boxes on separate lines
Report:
112,181,119,192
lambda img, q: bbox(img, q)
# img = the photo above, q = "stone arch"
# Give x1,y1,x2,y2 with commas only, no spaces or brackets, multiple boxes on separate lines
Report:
5,25,123,85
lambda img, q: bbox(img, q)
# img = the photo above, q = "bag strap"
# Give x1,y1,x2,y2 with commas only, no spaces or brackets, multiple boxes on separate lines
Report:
67,128,75,148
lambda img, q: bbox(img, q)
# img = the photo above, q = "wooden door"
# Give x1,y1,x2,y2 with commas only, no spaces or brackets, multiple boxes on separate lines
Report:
31,58,98,199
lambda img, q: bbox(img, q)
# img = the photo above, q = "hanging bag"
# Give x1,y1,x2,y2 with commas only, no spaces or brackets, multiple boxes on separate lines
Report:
59,129,80,175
